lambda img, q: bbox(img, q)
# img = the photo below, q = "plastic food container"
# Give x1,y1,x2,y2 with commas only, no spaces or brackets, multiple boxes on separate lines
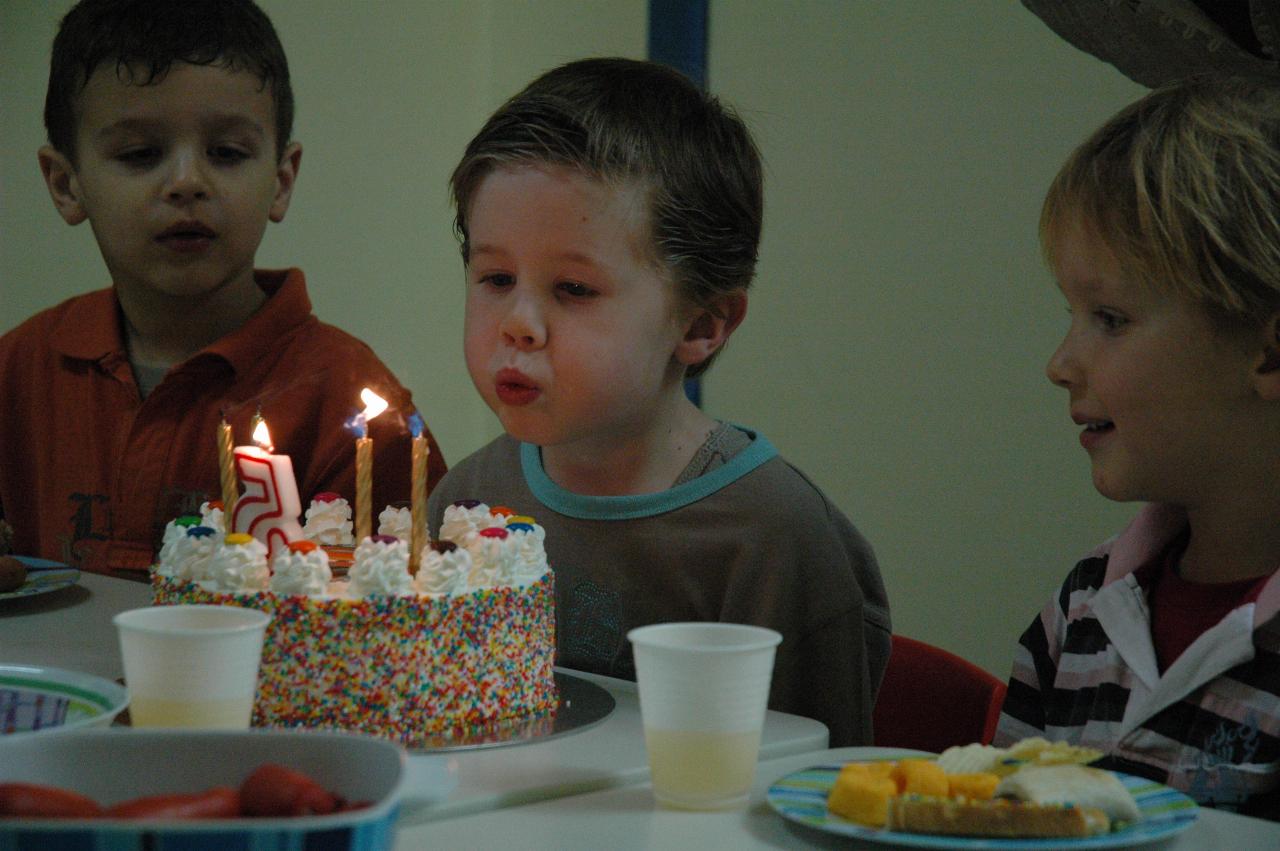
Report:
0,728,405,850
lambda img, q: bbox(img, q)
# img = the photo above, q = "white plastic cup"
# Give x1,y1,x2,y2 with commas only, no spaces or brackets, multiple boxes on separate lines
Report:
628,622,782,810
114,605,271,729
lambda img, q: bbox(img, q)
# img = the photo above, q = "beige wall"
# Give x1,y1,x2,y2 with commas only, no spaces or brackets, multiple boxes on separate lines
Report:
707,1,1143,676
1,1,1144,675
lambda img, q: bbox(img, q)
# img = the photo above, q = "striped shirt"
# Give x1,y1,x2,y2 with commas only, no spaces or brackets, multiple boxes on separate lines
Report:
996,504,1280,819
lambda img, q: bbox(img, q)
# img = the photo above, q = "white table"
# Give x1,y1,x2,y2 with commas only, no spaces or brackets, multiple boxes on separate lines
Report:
1,570,143,680
401,746,1280,850
1,573,830,821
7,575,1277,848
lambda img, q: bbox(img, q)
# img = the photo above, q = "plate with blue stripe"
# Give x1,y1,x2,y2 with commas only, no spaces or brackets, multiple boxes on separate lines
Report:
0,556,79,601
767,762,1198,849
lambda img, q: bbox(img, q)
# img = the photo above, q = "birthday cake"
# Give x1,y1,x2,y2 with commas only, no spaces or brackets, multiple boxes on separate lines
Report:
150,498,557,745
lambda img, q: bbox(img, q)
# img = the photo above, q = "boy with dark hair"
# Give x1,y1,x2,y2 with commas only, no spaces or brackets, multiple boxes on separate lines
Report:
0,0,446,577
431,58,891,746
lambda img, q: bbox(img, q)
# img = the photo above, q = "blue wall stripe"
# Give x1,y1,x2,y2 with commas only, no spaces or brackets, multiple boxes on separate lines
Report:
647,0,708,88
648,0,710,407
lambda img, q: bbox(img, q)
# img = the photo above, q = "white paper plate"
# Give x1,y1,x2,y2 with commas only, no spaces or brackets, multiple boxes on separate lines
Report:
0,662,129,735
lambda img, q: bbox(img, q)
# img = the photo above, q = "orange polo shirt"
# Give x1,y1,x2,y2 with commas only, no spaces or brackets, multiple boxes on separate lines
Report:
0,268,446,578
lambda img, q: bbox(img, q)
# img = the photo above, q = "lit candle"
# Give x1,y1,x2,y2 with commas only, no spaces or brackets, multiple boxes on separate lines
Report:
350,388,388,543
231,417,303,558
355,437,372,542
217,416,238,516
408,411,429,575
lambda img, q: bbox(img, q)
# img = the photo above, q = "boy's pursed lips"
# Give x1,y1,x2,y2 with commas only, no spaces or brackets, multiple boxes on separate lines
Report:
495,367,541,406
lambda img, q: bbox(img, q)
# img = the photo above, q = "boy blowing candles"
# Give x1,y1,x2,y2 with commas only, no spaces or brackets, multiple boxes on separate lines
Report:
997,75,1280,818
428,58,891,746
0,0,445,577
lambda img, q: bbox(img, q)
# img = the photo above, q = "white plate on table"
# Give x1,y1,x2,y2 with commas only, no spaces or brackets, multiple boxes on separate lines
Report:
0,556,80,601
0,663,129,735
767,760,1199,850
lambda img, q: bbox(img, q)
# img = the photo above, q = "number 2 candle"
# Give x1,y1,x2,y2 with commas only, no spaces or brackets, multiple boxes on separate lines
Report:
231,417,303,558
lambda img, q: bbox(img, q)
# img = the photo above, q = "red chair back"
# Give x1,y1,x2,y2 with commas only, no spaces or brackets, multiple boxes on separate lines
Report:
872,635,1006,753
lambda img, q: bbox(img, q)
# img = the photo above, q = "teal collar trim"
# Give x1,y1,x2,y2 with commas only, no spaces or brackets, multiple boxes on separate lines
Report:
520,426,777,520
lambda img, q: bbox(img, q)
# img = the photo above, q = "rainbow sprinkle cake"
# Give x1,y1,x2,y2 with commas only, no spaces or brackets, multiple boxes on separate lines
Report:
150,500,558,745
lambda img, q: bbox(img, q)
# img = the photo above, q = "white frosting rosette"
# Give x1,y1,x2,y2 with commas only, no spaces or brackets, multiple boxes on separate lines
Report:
348,535,414,597
377,506,412,542
204,534,270,593
417,542,472,597
158,516,201,568
270,542,332,597
439,501,504,547
303,493,354,546
198,501,226,536
466,528,517,589
502,522,549,587
157,525,220,582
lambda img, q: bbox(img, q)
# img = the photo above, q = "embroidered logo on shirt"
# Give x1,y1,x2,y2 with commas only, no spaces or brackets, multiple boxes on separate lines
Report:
558,576,628,676
1187,713,1263,811
58,492,109,567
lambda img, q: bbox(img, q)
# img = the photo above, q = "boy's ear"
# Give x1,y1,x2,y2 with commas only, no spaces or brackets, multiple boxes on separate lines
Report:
268,142,303,223
675,290,748,368
1254,311,1280,400
38,145,88,226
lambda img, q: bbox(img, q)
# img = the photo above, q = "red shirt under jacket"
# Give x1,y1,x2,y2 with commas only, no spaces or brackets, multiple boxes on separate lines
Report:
0,268,446,577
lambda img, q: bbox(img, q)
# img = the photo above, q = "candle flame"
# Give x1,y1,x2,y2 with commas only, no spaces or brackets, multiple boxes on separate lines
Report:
360,388,388,422
252,419,274,452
